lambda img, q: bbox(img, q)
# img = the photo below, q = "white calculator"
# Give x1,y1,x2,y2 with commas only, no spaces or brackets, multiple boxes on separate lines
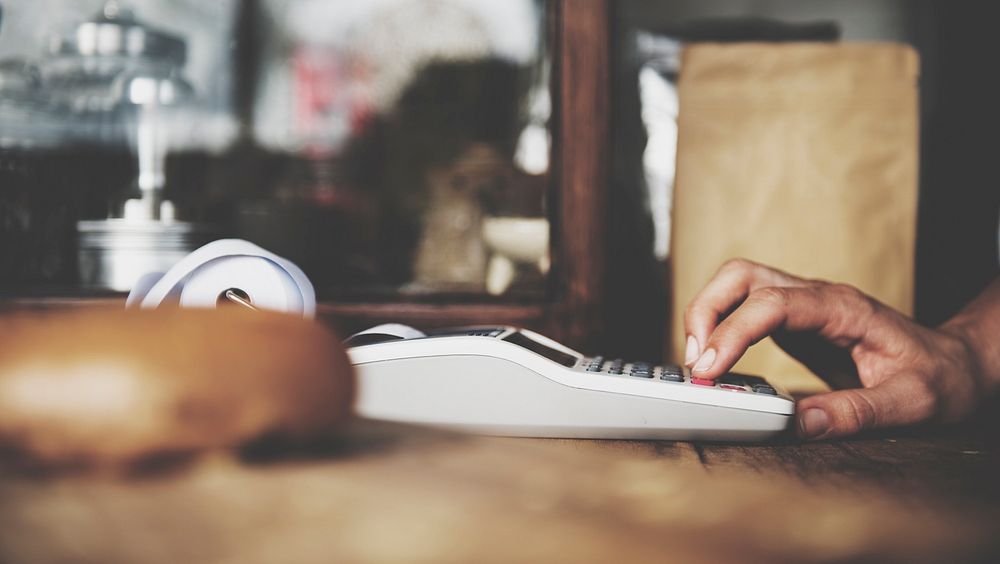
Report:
347,325,794,441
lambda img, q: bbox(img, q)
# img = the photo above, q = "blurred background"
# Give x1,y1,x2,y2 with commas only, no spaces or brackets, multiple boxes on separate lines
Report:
0,0,551,301
608,0,999,363
0,0,997,364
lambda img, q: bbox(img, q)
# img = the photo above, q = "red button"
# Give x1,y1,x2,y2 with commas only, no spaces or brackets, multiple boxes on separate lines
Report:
691,377,715,387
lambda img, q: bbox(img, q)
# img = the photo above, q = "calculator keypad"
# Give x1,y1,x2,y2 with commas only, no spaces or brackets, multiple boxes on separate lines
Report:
577,358,779,396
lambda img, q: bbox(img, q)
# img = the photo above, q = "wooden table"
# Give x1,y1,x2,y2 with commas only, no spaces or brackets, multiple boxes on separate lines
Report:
1,414,998,564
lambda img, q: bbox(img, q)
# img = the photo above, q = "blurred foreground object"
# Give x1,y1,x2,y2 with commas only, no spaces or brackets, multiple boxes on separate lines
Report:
0,420,996,563
0,308,353,469
670,43,919,394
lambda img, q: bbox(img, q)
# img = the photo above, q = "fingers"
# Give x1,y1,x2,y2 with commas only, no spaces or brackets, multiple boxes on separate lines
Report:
689,284,874,379
682,260,945,441
683,259,805,366
795,376,939,440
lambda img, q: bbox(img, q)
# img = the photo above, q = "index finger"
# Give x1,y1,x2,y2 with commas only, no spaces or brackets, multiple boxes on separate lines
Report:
689,284,875,380
683,259,806,365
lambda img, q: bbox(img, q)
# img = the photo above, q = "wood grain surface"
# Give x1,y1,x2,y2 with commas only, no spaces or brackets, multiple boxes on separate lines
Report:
1,419,997,564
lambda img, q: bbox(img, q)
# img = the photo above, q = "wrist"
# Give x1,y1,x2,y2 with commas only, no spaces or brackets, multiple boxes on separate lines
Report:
939,318,999,397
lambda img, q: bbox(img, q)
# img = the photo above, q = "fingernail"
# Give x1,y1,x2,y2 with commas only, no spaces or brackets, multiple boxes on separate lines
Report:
684,335,699,365
798,408,830,439
691,348,716,373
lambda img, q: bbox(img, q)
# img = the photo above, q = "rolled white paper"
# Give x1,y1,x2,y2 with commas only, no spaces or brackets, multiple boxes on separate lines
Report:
125,239,316,317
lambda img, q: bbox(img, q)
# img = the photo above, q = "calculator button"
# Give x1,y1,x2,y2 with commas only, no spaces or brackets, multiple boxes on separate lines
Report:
739,374,770,387
751,385,777,395
691,377,715,387
717,374,746,386
630,370,653,379
659,372,683,382
719,384,745,391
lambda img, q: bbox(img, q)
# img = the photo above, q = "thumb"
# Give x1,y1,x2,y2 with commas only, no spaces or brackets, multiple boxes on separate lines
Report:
795,376,938,440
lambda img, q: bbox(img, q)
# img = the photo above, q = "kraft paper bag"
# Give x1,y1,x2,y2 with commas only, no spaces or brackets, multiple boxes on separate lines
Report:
669,43,919,394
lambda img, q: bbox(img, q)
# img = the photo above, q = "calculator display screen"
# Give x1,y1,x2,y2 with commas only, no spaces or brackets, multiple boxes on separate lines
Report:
503,332,578,367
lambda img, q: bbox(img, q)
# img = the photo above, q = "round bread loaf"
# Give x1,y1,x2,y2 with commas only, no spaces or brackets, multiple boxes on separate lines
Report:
0,308,354,468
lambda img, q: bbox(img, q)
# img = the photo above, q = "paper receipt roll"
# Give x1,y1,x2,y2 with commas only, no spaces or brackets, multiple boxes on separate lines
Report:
126,239,316,317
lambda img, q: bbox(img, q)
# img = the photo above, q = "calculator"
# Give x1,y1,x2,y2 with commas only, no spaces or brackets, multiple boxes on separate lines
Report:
347,325,794,441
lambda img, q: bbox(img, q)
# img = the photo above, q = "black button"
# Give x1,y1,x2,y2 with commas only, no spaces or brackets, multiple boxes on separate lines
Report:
752,385,777,395
630,371,653,379
661,365,683,375
739,374,769,387
718,374,746,386
660,372,683,382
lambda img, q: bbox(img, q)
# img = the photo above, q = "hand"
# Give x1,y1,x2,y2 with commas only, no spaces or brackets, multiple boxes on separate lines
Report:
682,259,988,440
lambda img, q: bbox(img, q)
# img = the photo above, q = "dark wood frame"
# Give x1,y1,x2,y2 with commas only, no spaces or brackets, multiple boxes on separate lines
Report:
318,0,610,348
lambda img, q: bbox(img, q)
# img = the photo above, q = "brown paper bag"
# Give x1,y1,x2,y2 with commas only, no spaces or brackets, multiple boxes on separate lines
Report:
669,43,920,394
